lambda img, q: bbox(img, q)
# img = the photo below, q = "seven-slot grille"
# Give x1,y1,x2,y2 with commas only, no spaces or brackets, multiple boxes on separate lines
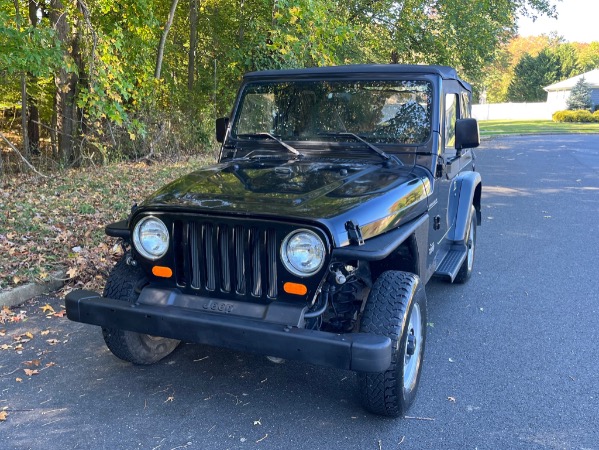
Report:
174,220,278,299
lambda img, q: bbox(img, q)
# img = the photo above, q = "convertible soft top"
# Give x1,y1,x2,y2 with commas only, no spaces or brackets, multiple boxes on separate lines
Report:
243,64,472,91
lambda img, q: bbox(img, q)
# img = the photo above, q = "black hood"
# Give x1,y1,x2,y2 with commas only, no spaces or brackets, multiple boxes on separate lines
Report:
140,158,430,246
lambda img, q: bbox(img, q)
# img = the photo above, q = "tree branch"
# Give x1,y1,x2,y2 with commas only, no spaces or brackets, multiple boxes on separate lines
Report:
0,131,48,178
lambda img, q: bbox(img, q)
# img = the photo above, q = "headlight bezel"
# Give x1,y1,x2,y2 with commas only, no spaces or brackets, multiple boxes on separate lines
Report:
132,216,170,261
280,229,326,277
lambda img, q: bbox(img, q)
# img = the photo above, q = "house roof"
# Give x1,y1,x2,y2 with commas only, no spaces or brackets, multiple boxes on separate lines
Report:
544,69,599,91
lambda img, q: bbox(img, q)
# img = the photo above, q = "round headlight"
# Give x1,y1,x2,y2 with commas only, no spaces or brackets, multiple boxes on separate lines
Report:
281,230,325,277
132,217,169,260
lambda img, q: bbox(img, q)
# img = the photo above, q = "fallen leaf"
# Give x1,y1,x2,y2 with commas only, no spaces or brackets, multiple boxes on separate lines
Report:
53,310,66,318
46,339,59,345
24,369,39,376
41,330,50,336
16,377,23,382
40,304,55,314
45,362,56,368
66,267,78,278
0,411,7,421
25,332,33,339
24,359,41,367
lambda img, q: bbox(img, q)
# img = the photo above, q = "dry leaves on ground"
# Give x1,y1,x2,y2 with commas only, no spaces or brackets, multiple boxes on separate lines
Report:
0,155,213,292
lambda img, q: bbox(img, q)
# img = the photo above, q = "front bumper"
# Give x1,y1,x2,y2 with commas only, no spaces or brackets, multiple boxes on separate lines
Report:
65,289,392,372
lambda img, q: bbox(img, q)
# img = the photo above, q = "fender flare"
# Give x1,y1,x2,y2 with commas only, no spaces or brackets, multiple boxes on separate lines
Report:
450,171,481,243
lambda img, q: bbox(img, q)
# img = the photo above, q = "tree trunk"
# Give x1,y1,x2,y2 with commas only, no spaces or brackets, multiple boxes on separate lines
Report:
14,0,30,158
50,0,80,166
188,0,198,91
155,0,180,80
27,0,40,155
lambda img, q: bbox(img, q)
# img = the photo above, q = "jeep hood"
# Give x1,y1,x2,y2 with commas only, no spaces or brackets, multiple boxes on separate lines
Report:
140,158,430,246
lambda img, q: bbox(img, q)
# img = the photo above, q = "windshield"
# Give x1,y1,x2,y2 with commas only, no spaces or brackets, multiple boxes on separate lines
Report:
232,80,432,145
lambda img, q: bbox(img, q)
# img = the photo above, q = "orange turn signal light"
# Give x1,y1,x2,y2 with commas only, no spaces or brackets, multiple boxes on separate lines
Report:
152,266,173,278
283,282,307,296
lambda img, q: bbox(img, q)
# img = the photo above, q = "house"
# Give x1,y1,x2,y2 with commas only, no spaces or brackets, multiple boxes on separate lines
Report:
544,69,599,110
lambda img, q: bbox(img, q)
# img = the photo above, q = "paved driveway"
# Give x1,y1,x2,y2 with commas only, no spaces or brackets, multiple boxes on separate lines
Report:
1,135,598,449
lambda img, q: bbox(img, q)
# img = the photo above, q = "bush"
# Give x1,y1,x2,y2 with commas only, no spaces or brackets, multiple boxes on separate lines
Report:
552,109,599,123
552,110,567,122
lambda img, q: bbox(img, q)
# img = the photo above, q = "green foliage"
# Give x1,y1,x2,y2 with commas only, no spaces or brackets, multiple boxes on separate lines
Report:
506,49,561,102
480,35,599,103
0,10,64,77
566,77,593,111
0,0,572,170
552,109,599,123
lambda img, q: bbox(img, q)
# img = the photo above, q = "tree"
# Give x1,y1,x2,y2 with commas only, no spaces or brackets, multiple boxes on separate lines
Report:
155,0,179,80
49,0,81,165
567,77,593,111
0,0,566,173
507,49,561,102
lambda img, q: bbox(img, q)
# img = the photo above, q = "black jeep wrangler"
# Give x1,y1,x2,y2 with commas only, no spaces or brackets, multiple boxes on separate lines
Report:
66,64,481,417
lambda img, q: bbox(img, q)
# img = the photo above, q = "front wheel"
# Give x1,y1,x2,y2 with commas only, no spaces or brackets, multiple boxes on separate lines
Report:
101,257,180,365
357,271,427,417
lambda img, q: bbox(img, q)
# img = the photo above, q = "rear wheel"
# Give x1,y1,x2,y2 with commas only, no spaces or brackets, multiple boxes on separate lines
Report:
101,257,180,365
357,271,427,417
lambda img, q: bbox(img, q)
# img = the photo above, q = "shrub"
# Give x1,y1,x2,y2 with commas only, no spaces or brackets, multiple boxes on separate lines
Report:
552,109,598,123
552,111,567,122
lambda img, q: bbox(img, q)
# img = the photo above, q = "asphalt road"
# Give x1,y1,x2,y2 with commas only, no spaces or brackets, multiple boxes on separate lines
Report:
1,134,598,450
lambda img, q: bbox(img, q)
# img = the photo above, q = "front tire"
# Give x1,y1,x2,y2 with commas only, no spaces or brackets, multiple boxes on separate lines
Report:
357,271,427,417
101,257,180,365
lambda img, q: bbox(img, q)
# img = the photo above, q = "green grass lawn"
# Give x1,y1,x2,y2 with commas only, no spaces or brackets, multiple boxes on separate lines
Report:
479,120,599,136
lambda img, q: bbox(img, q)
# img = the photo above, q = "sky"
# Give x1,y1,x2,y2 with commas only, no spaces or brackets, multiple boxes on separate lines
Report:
517,0,599,43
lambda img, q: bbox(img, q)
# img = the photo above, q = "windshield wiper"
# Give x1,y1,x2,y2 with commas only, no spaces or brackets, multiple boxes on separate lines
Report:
236,133,303,158
318,132,391,162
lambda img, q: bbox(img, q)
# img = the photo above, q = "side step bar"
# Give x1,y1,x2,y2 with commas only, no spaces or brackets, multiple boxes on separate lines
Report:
434,247,467,282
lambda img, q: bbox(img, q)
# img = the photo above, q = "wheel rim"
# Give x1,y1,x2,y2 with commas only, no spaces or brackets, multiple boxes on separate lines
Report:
403,302,423,392
467,219,475,272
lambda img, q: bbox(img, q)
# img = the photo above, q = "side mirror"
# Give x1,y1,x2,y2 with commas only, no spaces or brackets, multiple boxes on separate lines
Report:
216,117,229,143
455,118,480,151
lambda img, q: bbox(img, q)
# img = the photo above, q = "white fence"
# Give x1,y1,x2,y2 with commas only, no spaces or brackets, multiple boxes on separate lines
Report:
472,102,558,121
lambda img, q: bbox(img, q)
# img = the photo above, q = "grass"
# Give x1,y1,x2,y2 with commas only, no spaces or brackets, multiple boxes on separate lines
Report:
0,155,215,292
478,120,599,136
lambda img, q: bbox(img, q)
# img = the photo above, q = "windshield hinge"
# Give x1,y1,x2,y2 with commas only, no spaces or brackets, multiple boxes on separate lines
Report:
345,220,364,246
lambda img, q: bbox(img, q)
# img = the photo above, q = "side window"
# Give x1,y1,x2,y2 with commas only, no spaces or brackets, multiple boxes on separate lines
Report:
460,93,471,118
444,94,457,149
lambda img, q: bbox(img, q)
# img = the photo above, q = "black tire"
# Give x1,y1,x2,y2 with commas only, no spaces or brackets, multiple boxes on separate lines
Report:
454,206,477,284
101,257,180,365
357,271,427,417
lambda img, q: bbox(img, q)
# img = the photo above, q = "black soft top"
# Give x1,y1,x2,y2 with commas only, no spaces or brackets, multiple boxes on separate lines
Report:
244,64,472,91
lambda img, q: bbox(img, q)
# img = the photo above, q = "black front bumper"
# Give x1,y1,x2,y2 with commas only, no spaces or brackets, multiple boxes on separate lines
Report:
65,289,392,372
